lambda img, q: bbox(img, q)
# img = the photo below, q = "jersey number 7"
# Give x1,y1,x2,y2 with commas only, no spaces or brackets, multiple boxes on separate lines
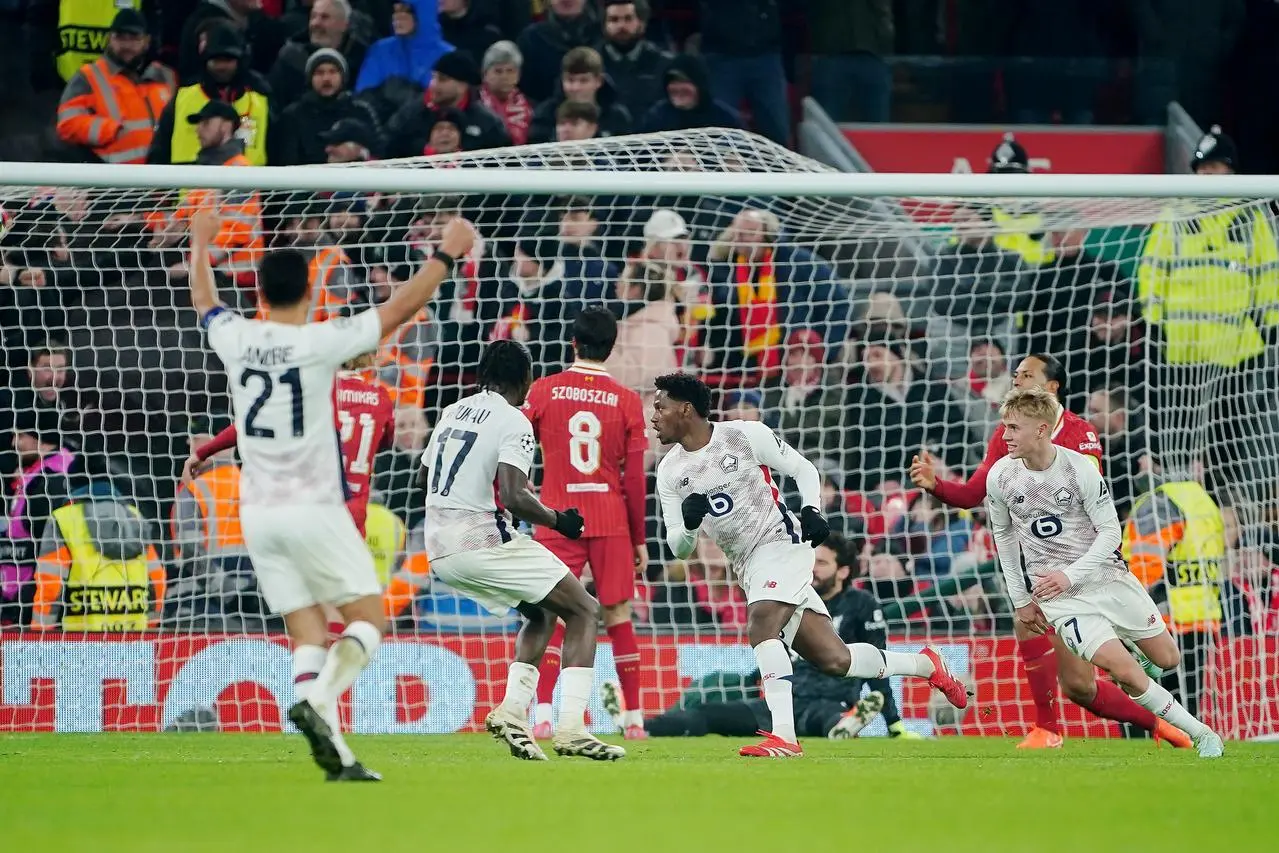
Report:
430,427,478,496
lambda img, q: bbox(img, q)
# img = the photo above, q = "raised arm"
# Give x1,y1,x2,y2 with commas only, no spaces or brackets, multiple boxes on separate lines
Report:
188,209,224,319
376,217,476,338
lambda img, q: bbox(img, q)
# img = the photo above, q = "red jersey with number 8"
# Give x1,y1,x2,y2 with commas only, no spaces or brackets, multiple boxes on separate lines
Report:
522,362,647,545
335,371,395,535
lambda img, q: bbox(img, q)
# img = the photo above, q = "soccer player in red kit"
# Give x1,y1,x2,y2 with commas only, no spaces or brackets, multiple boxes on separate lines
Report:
522,307,649,741
910,353,1191,750
185,353,396,536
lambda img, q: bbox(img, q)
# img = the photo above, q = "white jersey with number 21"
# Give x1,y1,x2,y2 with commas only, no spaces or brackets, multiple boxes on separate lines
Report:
203,306,382,508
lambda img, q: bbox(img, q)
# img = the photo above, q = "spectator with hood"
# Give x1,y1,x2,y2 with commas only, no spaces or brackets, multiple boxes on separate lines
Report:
269,0,371,108
276,47,383,164
638,54,740,134
386,49,511,155
179,0,288,81
356,1,453,95
149,23,273,166
516,0,600,102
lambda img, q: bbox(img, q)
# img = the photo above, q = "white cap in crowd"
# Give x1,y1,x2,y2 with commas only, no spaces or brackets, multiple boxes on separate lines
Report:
644,209,689,242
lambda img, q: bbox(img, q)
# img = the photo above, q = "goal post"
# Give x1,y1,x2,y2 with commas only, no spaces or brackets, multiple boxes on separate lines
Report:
0,128,1274,740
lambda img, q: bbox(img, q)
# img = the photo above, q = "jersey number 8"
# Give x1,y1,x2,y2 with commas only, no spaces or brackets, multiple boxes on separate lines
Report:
568,410,602,475
1031,515,1063,539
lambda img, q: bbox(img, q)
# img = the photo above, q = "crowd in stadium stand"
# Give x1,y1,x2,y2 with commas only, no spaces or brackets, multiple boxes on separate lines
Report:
0,0,1278,655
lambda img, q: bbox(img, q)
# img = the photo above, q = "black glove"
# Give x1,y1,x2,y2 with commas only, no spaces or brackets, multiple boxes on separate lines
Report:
800,506,830,548
553,508,585,540
681,493,711,530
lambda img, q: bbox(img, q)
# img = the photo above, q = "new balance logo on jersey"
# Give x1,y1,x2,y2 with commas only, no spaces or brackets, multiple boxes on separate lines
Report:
719,454,739,473
1148,614,1158,626
680,477,689,487
764,580,777,589
1014,495,1026,504
1054,488,1073,506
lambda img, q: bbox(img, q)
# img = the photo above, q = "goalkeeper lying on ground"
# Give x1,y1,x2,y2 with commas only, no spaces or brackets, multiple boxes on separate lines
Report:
618,534,919,740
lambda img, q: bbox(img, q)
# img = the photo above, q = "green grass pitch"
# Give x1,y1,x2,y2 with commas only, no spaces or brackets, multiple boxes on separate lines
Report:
0,734,1275,853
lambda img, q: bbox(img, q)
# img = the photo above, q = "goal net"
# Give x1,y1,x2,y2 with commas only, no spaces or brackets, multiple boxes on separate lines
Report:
0,128,1275,740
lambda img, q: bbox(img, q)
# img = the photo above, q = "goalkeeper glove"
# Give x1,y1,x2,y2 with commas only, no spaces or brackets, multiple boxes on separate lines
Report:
553,508,585,540
799,506,830,547
889,721,924,740
681,493,711,531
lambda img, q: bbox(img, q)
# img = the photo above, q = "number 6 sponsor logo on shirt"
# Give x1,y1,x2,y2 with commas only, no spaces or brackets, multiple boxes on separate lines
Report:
707,493,734,517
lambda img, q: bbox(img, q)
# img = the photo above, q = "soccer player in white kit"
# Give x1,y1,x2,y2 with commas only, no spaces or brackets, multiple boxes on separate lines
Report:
186,209,476,780
986,387,1224,758
651,373,970,758
420,339,625,762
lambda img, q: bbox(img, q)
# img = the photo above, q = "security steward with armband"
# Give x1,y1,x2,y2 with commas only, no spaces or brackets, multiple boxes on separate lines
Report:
32,483,166,632
147,23,272,166
1123,480,1225,721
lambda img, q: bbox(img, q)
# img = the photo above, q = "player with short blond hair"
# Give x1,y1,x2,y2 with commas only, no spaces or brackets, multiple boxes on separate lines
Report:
986,387,1223,758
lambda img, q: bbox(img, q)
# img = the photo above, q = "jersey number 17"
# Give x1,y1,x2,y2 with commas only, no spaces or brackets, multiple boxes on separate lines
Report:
430,427,478,496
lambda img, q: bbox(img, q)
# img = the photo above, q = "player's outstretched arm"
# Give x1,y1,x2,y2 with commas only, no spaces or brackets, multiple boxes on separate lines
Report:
497,462,584,539
376,218,476,338
738,420,824,517
188,209,224,320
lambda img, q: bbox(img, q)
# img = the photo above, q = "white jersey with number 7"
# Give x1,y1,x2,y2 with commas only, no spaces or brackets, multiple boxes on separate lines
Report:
203,306,383,508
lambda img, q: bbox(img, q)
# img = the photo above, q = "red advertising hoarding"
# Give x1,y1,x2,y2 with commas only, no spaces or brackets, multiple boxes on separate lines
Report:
1,633,1273,739
842,125,1165,175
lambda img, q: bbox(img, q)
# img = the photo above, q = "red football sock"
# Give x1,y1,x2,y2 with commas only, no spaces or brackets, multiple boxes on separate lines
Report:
1082,678,1158,731
1018,634,1062,734
536,623,565,705
607,621,642,713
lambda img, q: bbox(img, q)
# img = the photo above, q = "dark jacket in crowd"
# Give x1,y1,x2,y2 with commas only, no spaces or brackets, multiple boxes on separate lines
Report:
515,9,601,102
386,88,511,155
696,0,782,55
177,2,287,81
439,3,503,63
638,54,741,135
790,585,902,729
528,75,633,144
602,38,673,123
269,30,371,107
805,0,895,57
276,91,384,164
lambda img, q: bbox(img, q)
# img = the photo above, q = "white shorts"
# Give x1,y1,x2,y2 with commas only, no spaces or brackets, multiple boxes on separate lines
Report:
736,540,830,646
430,533,571,615
241,504,380,615
1040,572,1166,661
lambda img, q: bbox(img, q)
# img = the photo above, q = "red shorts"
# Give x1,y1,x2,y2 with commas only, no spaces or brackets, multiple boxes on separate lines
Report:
538,535,634,607
346,497,368,538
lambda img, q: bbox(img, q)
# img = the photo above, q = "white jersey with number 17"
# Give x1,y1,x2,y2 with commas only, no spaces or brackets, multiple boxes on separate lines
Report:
203,306,382,508
420,389,537,560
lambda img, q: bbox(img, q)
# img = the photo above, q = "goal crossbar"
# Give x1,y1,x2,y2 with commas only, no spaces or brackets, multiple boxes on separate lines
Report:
1,159,1276,198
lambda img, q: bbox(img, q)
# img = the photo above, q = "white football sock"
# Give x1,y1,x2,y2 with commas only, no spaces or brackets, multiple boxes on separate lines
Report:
316,701,357,768
309,621,381,711
556,667,594,732
534,702,554,727
500,662,539,717
1132,678,1210,738
622,709,644,728
755,639,796,743
845,644,928,678
291,644,326,703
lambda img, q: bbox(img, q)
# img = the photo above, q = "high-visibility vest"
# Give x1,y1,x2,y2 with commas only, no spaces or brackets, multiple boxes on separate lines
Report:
1137,208,1279,368
40,501,159,631
171,84,270,166
57,56,175,164
365,502,405,588
56,0,142,82
173,153,264,268
173,462,246,558
1123,481,1224,632
950,205,1056,266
